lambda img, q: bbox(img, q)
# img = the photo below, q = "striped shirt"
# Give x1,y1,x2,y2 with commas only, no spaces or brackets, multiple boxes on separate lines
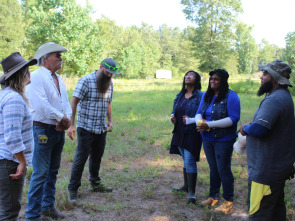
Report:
0,87,34,166
73,71,113,134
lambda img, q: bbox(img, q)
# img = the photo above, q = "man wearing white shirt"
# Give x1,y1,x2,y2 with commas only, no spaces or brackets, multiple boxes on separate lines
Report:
25,42,72,221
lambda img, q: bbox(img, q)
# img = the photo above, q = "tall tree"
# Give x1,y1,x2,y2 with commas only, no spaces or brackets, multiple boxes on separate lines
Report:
283,32,295,70
258,39,282,65
94,15,124,64
22,0,102,76
235,22,257,74
119,26,143,78
0,0,24,61
138,23,161,78
181,0,243,72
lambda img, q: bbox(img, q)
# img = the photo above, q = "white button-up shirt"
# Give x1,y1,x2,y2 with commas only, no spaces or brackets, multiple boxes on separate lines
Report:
26,66,72,125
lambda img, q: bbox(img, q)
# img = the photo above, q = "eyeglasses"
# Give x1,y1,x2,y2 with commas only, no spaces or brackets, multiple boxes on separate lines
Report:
185,75,195,78
103,62,119,71
209,77,220,81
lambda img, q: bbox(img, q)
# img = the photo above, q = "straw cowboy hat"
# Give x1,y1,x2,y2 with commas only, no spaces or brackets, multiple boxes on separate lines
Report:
34,42,68,66
0,52,37,84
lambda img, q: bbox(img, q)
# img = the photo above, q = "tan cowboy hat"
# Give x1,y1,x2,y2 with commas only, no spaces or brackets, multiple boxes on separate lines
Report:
0,52,37,84
34,42,68,66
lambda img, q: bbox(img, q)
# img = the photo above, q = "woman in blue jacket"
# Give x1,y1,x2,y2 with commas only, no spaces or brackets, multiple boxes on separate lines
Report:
170,70,203,204
196,69,240,214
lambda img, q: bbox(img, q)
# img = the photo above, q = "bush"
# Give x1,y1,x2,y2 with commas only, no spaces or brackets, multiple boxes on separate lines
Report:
230,79,260,94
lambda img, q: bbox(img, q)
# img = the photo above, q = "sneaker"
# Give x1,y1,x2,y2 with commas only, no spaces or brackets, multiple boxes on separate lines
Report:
201,197,219,206
41,208,66,219
90,181,112,192
68,190,78,203
214,200,233,214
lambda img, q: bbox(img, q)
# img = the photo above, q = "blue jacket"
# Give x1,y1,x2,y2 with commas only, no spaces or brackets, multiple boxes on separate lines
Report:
172,89,203,134
199,89,238,138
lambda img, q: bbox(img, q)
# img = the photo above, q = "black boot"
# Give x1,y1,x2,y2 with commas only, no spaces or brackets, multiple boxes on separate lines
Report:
172,168,188,192
90,180,112,192
187,173,197,204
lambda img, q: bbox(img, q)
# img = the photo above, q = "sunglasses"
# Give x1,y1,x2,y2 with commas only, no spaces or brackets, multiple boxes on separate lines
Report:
103,62,119,71
209,77,220,81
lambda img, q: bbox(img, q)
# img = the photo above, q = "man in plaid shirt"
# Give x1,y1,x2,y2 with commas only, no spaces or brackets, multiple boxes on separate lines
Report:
67,58,119,202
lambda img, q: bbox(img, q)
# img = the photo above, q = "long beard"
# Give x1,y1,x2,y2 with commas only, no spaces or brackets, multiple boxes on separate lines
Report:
257,80,274,97
97,72,112,94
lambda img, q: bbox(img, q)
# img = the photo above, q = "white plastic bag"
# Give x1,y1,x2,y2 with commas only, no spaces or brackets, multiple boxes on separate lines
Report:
233,132,246,155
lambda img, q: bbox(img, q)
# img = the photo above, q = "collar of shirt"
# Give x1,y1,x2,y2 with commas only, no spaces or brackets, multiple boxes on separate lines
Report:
26,66,72,125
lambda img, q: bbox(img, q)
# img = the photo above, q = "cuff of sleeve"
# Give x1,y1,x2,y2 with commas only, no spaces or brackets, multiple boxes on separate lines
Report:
195,114,202,121
186,118,196,125
10,145,26,155
56,113,64,122
243,125,250,134
206,121,213,128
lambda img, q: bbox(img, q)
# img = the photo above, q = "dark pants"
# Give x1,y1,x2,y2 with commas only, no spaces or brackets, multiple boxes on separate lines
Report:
0,160,25,221
26,126,65,221
247,179,286,221
203,139,235,202
68,127,107,192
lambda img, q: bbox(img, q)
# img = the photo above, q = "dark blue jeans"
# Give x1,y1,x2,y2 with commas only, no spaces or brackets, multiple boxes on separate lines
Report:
203,139,235,202
247,179,286,221
178,147,197,173
26,126,65,221
68,127,107,192
0,160,25,221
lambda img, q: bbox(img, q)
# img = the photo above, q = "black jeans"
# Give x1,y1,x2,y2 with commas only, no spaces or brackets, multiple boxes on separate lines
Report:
68,127,107,192
247,179,286,221
0,159,25,221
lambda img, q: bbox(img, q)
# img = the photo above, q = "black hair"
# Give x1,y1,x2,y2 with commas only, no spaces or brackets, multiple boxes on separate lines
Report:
180,70,201,94
204,69,229,103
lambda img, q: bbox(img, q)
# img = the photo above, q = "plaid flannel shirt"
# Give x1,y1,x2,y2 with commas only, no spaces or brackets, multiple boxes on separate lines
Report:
73,71,113,134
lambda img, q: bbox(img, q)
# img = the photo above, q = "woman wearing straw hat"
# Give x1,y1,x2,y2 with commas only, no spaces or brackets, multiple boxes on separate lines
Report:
0,52,36,220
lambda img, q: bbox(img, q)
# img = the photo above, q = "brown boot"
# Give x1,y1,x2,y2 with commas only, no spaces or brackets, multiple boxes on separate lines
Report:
201,197,219,206
214,200,233,214
41,208,66,219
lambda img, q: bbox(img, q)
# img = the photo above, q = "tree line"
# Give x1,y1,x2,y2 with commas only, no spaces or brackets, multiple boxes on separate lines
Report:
0,0,294,79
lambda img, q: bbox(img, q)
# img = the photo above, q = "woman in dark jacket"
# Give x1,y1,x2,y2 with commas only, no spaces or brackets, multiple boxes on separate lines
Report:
195,69,240,214
170,70,203,204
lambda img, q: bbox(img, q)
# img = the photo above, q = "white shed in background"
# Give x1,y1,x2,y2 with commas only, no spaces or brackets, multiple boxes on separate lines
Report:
156,70,172,79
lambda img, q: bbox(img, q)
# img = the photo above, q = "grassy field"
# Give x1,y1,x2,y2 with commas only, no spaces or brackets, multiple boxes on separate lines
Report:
19,78,295,221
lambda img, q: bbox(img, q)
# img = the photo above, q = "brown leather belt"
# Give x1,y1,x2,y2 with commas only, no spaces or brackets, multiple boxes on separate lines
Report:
33,121,56,129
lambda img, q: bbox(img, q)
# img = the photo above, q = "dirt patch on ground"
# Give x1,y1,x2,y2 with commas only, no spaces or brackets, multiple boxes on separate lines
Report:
17,146,294,221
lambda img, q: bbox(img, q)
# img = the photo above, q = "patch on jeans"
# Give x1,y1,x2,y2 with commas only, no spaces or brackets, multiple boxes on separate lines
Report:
38,135,48,144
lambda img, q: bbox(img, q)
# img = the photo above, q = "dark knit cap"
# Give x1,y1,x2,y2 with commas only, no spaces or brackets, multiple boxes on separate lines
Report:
209,69,229,80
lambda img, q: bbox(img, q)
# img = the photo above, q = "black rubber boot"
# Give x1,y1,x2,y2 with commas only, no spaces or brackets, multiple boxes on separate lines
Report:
186,173,197,204
172,168,188,192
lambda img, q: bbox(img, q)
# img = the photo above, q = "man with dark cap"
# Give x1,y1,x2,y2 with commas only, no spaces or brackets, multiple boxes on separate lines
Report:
67,58,119,202
240,59,295,221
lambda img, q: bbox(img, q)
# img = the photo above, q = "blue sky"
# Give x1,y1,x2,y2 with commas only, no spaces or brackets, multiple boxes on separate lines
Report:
76,0,294,48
